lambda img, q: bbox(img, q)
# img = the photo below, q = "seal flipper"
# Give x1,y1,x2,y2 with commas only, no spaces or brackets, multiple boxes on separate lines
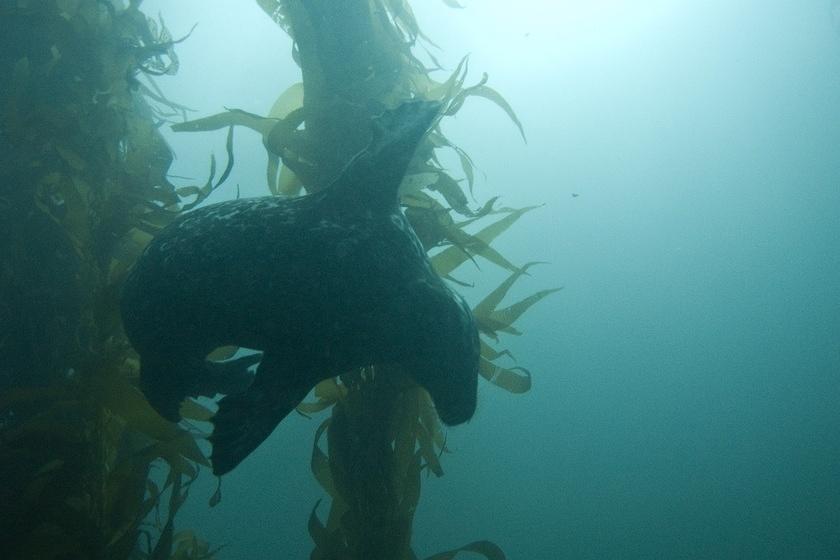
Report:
139,352,261,423
209,353,314,475
193,352,261,398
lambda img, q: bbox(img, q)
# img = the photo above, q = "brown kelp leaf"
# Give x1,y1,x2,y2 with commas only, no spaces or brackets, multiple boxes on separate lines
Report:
400,172,439,196
445,72,525,142
455,196,501,228
297,400,334,416
107,501,155,551
445,71,489,116
454,145,476,195
177,154,218,211
447,227,520,272
266,152,281,195
96,376,180,442
277,163,302,196
420,43,445,71
94,375,210,469
418,390,446,450
431,231,505,277
133,208,176,233
129,441,197,481
430,172,470,215
215,125,235,188
264,107,306,155
298,378,344,415
468,82,527,143
314,378,346,401
268,82,304,119
386,0,421,41
392,389,420,482
431,208,538,276
401,451,424,514
162,434,210,470
308,500,330,549
402,189,439,209
425,541,506,560
208,478,222,508
428,55,468,101
172,108,274,137
172,530,223,558
417,422,444,477
427,130,452,150
405,205,451,250
206,345,238,361
474,204,541,245
179,399,215,422
479,358,531,394
149,516,174,560
476,316,522,338
489,288,562,332
430,248,471,279
310,419,336,496
138,81,195,116
473,262,543,319
172,533,200,557
108,227,153,284
479,340,515,362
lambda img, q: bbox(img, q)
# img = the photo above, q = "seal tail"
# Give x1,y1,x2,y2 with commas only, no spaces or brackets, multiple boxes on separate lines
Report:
330,99,442,211
209,354,314,475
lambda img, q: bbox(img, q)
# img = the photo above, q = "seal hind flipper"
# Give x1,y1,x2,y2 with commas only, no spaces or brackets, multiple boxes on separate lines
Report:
209,354,314,475
194,352,261,397
139,352,261,422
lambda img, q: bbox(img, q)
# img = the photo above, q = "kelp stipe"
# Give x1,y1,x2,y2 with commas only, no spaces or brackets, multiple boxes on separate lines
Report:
0,1,220,558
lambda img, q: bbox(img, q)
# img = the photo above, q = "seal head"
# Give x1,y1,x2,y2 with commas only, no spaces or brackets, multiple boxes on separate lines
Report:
120,100,480,475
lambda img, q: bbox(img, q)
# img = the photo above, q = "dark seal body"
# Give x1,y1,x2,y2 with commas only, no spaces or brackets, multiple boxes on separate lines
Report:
120,101,479,475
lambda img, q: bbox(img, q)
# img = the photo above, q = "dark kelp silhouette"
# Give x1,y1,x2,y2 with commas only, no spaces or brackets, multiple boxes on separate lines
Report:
0,1,220,557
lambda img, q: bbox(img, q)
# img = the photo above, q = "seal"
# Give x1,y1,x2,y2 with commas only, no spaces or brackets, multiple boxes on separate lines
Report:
120,100,480,475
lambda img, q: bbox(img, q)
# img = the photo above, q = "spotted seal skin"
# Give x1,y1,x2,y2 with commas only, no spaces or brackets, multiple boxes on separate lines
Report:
120,101,479,475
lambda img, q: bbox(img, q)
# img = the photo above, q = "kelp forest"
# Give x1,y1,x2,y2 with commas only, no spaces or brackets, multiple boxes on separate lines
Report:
0,1,556,558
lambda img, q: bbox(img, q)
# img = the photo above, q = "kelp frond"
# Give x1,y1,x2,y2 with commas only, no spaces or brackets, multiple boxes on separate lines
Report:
0,1,219,557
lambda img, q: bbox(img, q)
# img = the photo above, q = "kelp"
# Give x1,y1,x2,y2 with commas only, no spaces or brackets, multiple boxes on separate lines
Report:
0,1,219,558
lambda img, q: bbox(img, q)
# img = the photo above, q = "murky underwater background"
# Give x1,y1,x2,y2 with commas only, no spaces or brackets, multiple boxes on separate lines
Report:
138,1,840,558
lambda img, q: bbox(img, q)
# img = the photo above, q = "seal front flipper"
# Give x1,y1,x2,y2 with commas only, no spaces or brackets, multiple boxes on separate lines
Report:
209,353,315,475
